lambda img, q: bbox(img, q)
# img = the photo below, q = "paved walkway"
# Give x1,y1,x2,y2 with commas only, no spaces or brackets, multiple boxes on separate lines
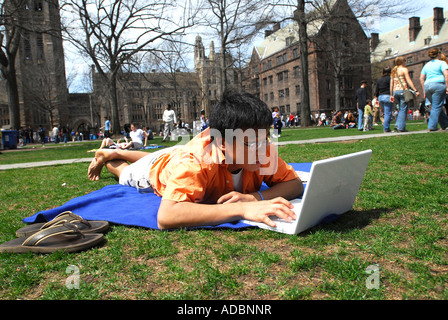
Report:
0,129,433,170
276,129,429,145
0,158,94,170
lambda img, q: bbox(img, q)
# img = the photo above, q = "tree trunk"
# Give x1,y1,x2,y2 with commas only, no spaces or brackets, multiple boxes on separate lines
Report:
296,0,312,127
219,42,227,100
334,75,341,111
6,57,20,130
108,74,121,135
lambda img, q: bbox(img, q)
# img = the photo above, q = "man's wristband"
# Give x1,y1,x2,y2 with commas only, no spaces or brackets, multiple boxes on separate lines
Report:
257,191,264,201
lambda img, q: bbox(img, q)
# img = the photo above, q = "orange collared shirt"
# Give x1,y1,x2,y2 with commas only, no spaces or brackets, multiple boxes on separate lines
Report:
148,128,298,204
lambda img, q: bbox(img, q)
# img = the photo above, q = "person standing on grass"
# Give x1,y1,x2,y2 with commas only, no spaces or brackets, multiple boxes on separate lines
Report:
390,56,420,133
363,99,374,131
272,107,282,138
52,125,60,144
38,125,46,144
87,91,303,230
162,104,177,142
419,48,448,131
102,117,111,138
375,66,394,133
355,80,368,131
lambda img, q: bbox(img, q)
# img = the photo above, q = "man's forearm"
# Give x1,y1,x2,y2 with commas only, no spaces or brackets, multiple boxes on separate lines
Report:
157,200,244,230
255,178,303,201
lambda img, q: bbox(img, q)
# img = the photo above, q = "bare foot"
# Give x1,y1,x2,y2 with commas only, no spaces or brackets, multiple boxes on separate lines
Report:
88,156,104,181
88,149,119,181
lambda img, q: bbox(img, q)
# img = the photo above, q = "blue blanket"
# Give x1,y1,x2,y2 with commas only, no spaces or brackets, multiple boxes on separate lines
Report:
22,163,312,230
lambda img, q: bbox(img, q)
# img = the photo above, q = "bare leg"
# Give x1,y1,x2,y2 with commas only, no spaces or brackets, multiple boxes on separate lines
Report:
104,159,129,179
119,141,134,150
88,148,149,181
99,138,113,150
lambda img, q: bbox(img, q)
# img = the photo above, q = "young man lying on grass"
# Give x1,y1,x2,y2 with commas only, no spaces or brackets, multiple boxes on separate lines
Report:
88,91,303,229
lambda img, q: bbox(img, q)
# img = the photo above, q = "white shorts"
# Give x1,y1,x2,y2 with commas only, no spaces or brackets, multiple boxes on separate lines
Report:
119,146,179,193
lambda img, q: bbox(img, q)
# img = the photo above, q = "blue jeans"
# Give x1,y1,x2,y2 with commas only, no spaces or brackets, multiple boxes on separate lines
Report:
358,108,364,130
393,90,408,131
425,82,448,130
378,94,393,131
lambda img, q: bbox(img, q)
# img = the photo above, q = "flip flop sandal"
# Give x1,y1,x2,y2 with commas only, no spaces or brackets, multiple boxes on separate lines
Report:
16,211,109,238
0,223,105,254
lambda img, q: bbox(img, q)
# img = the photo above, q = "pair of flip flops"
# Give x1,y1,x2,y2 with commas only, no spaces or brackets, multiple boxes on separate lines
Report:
0,211,109,254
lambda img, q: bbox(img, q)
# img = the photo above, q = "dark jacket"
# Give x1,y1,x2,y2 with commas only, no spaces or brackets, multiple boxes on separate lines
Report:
375,75,391,97
355,86,366,109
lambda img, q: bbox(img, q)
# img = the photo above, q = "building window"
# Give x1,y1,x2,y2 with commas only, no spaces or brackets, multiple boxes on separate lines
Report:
295,85,300,95
277,55,283,65
347,77,353,89
269,75,273,84
23,32,32,60
407,56,414,64
277,72,283,82
270,92,274,100
34,1,43,11
280,106,285,114
293,48,299,58
263,77,267,86
279,89,285,98
294,66,299,78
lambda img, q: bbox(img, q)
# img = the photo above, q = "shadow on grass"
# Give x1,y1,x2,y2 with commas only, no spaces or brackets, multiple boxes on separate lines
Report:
301,207,391,235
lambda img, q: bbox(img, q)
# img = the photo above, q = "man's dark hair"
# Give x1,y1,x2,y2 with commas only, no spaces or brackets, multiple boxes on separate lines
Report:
209,91,272,139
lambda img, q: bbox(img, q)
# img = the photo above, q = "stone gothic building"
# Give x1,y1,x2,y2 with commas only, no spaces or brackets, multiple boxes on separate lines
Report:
92,35,240,134
370,7,448,109
194,35,240,115
0,0,68,132
1,0,373,136
91,68,203,133
241,0,371,119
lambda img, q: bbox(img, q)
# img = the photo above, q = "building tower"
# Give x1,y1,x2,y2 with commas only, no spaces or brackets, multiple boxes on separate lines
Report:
14,0,68,132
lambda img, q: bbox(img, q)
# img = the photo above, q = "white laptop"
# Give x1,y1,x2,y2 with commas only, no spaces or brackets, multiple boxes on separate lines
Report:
241,149,372,235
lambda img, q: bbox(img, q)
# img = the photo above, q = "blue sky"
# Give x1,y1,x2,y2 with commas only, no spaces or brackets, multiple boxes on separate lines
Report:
65,0,448,93
379,0,447,33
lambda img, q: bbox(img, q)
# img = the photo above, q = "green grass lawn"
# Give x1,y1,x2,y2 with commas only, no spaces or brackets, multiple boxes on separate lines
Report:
0,124,447,300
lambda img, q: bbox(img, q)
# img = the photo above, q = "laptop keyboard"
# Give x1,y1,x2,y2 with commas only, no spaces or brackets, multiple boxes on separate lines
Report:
270,216,294,224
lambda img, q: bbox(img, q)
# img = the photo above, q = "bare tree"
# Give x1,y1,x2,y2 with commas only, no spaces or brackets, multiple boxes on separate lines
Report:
272,0,420,124
1,0,63,130
144,39,191,115
348,0,422,31
294,0,312,126
23,61,69,127
61,0,199,135
202,0,276,99
0,0,28,130
312,0,421,111
309,0,369,111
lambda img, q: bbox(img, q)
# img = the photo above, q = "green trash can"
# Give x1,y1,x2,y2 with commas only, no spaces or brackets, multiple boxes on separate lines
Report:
1,130,18,149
